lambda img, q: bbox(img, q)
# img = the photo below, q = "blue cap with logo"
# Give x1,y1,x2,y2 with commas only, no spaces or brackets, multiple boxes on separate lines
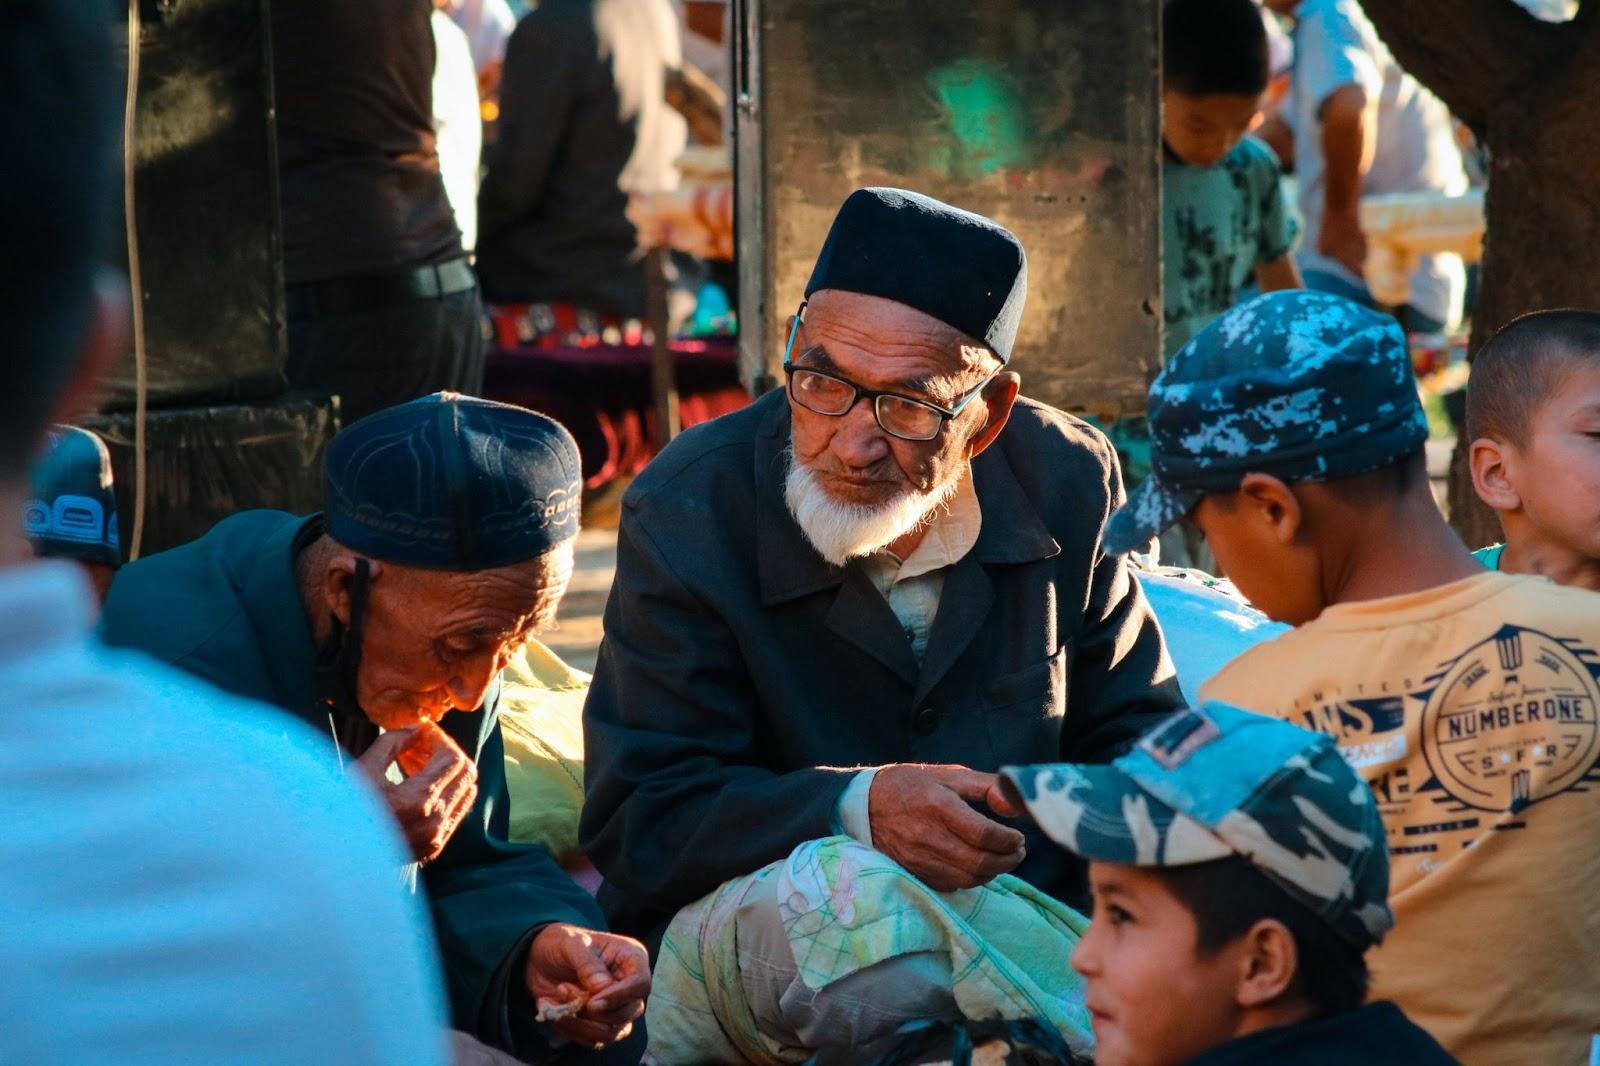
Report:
326,392,582,571
25,425,121,568
1002,702,1394,951
1103,290,1429,555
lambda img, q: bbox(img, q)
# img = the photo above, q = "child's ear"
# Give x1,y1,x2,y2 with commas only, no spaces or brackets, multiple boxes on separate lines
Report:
1236,473,1303,546
1234,918,1299,1009
1470,437,1522,513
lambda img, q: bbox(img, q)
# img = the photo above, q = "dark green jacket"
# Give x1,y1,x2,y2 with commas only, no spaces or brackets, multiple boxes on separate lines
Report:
582,392,1184,942
100,510,620,1060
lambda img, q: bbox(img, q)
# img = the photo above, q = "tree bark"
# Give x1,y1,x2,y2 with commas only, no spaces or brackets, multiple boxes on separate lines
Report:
1361,0,1600,547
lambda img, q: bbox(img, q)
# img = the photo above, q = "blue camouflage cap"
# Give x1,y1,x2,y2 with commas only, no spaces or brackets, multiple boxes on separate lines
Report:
25,425,121,567
1103,290,1429,555
326,392,582,571
1002,703,1394,951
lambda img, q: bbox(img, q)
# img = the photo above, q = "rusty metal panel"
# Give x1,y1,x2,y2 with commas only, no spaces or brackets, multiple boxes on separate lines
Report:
736,0,1160,415
100,0,287,413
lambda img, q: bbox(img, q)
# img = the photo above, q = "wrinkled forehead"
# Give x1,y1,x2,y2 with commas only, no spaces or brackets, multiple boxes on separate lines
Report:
800,289,994,386
386,544,575,628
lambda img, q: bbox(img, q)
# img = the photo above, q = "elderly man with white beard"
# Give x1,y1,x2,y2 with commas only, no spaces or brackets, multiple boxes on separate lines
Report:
581,188,1182,1061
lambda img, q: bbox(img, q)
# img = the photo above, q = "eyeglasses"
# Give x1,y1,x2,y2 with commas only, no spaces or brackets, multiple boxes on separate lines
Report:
782,305,994,443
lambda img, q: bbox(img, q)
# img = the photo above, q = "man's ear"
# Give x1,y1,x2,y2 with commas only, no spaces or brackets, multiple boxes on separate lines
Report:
1237,472,1303,546
48,273,130,425
1470,436,1521,513
1234,918,1299,1009
967,371,1021,459
323,553,384,626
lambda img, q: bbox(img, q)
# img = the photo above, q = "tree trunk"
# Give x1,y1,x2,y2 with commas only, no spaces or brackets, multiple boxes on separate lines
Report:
1360,0,1600,547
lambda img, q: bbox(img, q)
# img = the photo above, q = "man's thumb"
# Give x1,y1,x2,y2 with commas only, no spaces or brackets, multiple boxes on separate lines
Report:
935,766,1002,803
359,727,416,766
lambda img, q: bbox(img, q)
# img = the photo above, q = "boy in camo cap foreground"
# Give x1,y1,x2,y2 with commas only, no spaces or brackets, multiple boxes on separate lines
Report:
1002,703,1456,1066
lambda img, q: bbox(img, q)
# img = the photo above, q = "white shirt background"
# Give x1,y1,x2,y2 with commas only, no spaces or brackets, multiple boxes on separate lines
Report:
1288,0,1469,327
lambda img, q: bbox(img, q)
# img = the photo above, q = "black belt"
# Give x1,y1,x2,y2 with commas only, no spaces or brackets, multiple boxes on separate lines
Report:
286,257,478,320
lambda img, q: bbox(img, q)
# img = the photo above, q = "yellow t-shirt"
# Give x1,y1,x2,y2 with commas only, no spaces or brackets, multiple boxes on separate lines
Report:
1201,573,1600,1065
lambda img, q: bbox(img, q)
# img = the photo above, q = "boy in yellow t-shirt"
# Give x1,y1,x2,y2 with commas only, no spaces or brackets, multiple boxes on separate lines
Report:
1467,309,1600,593
1100,289,1600,1066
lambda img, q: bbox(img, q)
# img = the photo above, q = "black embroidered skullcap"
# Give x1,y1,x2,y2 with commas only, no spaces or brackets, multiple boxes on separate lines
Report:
805,187,1029,362
325,393,582,570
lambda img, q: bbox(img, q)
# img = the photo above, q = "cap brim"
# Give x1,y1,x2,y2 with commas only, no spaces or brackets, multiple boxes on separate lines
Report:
1102,475,1202,557
1000,762,1232,868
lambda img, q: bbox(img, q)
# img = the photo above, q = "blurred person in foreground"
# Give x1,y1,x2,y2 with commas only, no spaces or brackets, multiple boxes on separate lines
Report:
101,393,650,1064
0,2,448,1061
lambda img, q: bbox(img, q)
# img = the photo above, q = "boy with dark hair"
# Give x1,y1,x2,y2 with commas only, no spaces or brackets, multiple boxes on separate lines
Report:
1002,703,1456,1066
1466,308,1600,592
1100,288,1600,1064
1114,0,1302,563
1161,0,1301,358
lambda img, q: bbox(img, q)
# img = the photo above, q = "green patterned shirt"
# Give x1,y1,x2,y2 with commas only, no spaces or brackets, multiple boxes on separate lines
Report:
1163,136,1299,358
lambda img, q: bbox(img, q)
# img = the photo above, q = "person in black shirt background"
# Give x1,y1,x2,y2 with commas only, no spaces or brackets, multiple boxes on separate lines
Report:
273,0,484,424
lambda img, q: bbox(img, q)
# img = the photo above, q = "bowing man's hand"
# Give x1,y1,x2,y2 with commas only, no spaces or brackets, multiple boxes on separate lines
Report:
354,722,479,864
525,923,651,1048
868,763,1027,892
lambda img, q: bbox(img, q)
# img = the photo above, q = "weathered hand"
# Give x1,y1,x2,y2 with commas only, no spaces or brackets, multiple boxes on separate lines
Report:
354,724,478,864
868,763,1026,892
525,923,651,1049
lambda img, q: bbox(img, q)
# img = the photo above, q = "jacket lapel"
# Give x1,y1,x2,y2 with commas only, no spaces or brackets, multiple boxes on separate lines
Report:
753,397,918,686
828,566,920,686
913,444,1061,703
913,557,995,704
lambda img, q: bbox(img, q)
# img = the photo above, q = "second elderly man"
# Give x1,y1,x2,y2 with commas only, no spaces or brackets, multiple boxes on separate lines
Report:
582,188,1183,1058
101,394,650,1064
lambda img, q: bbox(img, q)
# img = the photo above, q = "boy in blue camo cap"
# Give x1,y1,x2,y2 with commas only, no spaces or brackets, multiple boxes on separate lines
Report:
1002,703,1456,1066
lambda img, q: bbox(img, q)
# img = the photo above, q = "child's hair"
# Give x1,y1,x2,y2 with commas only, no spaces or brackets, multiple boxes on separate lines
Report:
1319,447,1429,506
1163,0,1271,98
1466,309,1600,446
1156,856,1370,1017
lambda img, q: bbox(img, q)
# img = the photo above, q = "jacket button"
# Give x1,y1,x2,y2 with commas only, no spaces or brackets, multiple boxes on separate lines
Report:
913,706,940,735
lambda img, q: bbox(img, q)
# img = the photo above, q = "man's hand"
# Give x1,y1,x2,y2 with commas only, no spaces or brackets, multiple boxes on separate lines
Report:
354,725,478,864
525,924,651,1049
868,764,1027,892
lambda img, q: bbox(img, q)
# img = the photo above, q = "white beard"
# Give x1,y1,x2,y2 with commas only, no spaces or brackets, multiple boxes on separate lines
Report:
783,449,963,566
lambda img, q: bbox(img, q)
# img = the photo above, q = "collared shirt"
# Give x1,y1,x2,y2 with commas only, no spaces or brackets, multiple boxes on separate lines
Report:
838,473,983,845
859,472,984,662
0,561,446,1062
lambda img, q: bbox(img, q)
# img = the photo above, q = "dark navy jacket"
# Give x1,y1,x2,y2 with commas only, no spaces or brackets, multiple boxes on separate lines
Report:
581,390,1184,941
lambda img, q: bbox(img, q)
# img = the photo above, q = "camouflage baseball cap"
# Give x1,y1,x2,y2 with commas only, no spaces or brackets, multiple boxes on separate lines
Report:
1001,702,1394,950
1103,290,1429,555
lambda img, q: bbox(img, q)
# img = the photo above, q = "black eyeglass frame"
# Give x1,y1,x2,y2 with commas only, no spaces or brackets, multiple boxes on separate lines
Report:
781,302,995,442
